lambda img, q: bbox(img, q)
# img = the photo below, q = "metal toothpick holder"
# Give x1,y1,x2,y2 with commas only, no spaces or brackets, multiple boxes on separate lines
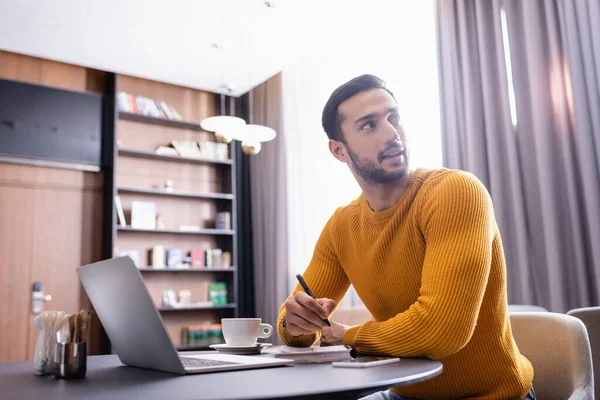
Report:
53,341,87,379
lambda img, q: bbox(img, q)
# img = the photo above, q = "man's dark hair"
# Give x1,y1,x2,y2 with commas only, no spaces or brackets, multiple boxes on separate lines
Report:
321,74,396,142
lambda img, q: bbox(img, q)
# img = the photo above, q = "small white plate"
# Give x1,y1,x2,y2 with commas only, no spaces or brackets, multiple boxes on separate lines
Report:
209,343,272,355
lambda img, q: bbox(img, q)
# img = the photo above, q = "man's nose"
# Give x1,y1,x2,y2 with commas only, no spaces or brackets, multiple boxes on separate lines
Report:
383,120,401,141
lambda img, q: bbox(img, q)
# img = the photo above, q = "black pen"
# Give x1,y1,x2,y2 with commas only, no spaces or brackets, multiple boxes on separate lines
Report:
296,274,331,326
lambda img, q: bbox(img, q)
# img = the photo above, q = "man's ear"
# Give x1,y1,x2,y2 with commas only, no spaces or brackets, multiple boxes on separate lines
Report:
329,140,347,163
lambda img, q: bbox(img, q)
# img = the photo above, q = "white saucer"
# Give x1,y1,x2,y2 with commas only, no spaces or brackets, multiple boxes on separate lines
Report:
209,343,272,355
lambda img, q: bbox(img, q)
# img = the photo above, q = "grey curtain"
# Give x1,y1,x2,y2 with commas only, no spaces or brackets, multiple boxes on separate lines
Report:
435,0,600,312
248,73,289,340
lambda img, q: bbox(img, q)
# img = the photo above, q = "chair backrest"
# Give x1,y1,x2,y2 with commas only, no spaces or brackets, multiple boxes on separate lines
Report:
508,304,549,313
510,312,594,400
568,307,600,399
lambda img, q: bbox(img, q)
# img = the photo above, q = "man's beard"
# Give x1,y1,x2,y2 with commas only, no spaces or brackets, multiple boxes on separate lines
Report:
345,143,408,184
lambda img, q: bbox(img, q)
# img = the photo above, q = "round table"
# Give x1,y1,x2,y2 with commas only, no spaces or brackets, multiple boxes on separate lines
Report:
0,354,442,400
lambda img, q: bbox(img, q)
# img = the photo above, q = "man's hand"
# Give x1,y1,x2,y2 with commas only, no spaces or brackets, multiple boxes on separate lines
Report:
320,322,348,346
284,292,336,336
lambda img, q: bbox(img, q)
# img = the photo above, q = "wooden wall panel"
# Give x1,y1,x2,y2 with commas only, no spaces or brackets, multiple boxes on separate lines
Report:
27,184,104,358
0,186,35,362
0,50,108,359
0,163,104,361
0,50,105,93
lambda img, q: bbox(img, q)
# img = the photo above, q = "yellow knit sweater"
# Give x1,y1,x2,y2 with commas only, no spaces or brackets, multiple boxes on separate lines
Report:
278,168,533,399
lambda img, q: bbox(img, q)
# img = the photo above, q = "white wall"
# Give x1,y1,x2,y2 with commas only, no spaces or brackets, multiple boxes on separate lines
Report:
283,0,442,306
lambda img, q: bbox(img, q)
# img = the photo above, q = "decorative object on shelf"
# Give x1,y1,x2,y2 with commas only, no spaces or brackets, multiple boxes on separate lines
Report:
178,224,201,232
178,289,192,306
117,92,182,120
114,195,127,227
131,201,156,229
215,212,231,230
119,250,139,266
155,213,166,229
164,180,174,193
149,245,166,268
162,289,177,307
209,282,228,305
166,248,183,268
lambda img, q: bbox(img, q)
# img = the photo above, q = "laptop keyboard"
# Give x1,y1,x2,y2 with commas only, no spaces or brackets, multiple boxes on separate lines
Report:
180,357,237,368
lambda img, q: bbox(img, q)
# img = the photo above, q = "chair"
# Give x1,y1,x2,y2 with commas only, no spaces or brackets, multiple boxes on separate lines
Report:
508,304,549,313
568,307,600,399
510,312,594,400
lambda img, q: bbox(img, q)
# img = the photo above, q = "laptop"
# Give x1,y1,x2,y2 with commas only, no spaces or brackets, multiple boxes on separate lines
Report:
77,256,294,374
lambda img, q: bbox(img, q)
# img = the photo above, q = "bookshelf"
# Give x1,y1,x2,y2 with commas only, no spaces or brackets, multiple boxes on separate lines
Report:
118,148,233,165
117,226,235,235
106,74,238,351
119,111,206,131
117,186,235,200
137,267,236,272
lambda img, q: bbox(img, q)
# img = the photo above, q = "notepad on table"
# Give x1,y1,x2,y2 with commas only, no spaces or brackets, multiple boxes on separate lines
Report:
273,345,353,363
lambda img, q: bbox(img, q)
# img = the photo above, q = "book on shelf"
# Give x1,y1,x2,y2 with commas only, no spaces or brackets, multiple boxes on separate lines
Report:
166,248,183,268
149,245,166,268
169,140,229,161
114,195,127,227
189,249,231,269
181,323,224,347
117,91,182,120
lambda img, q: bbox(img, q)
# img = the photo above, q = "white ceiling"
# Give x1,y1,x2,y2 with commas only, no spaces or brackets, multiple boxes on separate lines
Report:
0,0,432,97
0,0,412,97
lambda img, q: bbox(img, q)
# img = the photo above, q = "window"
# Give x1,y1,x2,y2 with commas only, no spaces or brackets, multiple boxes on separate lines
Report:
500,7,518,128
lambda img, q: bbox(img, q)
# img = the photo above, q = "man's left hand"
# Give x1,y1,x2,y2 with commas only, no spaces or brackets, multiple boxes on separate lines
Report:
320,322,349,346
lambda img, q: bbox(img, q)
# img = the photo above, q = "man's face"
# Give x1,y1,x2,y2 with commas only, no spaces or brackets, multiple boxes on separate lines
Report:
336,89,409,184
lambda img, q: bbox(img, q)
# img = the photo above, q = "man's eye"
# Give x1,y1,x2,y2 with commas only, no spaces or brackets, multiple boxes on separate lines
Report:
360,121,375,130
389,114,400,124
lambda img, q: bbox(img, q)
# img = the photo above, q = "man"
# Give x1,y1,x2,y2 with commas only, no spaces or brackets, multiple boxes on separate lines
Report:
277,74,535,399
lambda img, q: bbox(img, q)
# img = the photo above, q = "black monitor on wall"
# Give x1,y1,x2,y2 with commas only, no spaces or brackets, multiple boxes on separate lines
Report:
0,78,103,169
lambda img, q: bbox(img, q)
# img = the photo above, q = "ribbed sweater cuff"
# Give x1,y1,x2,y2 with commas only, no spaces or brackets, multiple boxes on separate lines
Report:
342,325,361,347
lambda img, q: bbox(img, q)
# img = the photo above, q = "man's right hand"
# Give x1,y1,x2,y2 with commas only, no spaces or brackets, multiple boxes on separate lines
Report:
283,292,336,336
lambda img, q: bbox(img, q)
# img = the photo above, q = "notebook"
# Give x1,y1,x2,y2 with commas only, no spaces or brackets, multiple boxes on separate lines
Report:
272,345,353,363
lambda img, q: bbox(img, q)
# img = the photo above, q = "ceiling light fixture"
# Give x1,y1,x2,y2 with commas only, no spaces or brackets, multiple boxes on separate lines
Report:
200,115,246,144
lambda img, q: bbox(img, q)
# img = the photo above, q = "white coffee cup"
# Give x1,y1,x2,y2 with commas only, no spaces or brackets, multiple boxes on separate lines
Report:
221,318,273,346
